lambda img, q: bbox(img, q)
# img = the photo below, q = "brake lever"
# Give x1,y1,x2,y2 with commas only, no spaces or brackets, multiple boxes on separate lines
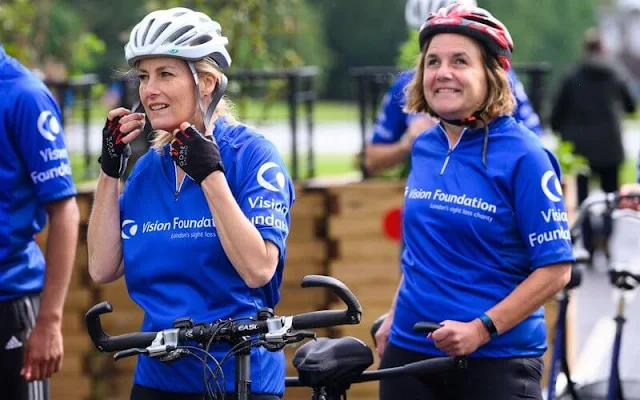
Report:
114,348,148,361
289,331,316,342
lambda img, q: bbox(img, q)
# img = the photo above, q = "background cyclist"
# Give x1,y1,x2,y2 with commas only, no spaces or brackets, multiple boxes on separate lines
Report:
87,7,294,400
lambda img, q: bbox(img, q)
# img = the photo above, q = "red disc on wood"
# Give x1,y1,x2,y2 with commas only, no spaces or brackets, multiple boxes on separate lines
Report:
382,207,402,241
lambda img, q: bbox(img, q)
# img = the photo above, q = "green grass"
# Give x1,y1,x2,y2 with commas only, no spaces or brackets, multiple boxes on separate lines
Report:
68,98,359,124
232,98,359,122
620,157,638,184
280,153,359,179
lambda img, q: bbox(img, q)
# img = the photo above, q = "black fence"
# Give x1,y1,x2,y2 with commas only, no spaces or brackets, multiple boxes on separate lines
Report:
45,74,100,179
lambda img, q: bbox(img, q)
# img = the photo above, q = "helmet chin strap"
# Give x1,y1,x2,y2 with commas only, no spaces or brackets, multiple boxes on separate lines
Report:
187,61,228,134
438,110,490,168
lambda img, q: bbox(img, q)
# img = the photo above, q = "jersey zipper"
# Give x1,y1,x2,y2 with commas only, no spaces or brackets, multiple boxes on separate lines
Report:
440,149,453,175
439,125,466,175
174,163,184,201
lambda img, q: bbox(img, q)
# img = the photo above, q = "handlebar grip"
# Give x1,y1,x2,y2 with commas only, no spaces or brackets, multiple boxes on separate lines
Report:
413,322,442,334
99,332,158,353
301,275,363,315
292,310,357,330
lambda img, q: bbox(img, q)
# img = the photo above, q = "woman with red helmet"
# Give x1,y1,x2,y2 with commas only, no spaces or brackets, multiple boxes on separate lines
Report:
376,4,574,399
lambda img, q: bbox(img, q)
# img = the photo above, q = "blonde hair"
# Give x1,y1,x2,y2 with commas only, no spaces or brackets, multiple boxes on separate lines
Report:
404,37,515,122
134,58,237,152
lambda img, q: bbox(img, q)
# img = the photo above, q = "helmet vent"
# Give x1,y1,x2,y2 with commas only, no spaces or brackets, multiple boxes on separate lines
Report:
150,22,171,44
189,35,212,46
141,18,155,45
166,25,194,45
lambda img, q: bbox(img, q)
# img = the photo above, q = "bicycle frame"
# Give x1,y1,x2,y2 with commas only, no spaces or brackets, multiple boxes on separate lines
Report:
546,287,580,400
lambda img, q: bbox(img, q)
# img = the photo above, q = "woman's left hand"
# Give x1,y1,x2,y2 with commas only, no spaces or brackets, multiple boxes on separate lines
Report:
171,122,224,184
429,319,490,356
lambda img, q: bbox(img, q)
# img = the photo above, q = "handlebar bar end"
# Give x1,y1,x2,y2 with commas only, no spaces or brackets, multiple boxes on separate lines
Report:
85,301,115,352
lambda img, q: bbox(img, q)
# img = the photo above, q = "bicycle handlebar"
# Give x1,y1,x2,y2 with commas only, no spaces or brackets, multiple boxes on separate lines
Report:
85,275,362,355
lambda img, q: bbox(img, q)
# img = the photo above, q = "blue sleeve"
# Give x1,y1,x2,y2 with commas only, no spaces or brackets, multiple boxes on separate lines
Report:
370,72,412,144
512,147,574,269
236,140,295,263
12,80,76,203
508,70,543,136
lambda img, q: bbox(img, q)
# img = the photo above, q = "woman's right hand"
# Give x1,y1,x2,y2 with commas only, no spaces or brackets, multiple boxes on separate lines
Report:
374,313,393,359
619,183,640,211
100,108,146,179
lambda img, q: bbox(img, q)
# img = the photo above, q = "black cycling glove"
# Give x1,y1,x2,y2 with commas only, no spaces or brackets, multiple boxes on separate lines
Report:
170,125,225,184
99,116,131,179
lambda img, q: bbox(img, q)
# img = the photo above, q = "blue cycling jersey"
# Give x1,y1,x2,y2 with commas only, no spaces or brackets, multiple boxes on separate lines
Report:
390,115,574,358
0,46,77,300
370,69,543,145
120,117,295,395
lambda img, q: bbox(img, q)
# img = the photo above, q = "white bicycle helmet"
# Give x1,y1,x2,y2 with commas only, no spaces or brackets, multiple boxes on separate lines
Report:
124,7,232,131
405,0,477,29
124,7,231,70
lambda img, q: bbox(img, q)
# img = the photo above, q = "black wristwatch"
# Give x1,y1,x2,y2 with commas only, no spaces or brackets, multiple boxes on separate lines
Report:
478,313,498,339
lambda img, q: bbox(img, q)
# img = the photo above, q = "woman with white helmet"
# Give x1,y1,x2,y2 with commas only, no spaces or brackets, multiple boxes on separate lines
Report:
87,7,294,400
377,3,573,399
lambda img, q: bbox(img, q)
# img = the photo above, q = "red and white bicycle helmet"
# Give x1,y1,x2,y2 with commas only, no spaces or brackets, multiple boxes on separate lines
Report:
418,3,514,70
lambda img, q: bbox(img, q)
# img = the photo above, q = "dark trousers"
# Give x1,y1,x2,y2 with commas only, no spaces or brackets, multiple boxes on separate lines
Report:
130,384,281,400
577,163,619,254
379,342,543,400
0,294,49,400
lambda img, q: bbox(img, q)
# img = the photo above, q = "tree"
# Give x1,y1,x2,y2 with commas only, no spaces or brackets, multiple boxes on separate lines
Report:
0,0,106,75
311,0,408,99
142,0,331,72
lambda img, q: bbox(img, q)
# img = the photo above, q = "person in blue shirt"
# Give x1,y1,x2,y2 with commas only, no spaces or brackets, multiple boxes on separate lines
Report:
0,45,80,400
364,2,543,176
87,8,294,400
374,4,573,400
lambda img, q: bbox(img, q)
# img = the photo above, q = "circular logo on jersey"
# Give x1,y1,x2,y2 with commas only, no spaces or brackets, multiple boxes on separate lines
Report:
37,111,61,141
121,219,138,239
541,170,563,203
257,162,286,192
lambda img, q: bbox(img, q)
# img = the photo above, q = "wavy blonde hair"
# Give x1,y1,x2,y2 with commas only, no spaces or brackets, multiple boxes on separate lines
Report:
131,58,237,152
404,37,515,121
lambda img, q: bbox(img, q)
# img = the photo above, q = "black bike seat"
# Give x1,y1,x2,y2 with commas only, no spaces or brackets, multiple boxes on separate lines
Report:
292,336,373,389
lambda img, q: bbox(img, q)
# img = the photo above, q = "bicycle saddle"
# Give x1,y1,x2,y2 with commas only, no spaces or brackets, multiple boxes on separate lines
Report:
292,336,373,390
